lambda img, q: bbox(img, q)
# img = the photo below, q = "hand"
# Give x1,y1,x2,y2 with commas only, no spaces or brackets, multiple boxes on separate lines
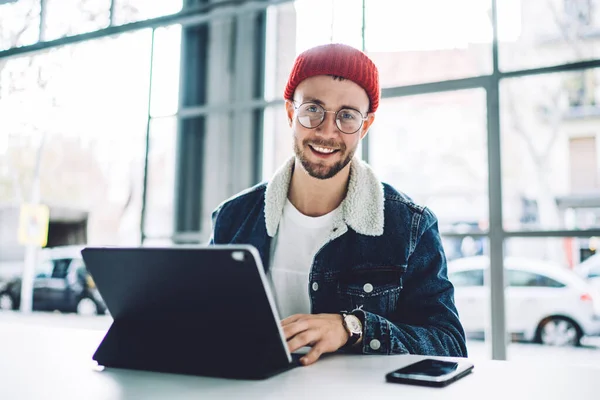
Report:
282,313,349,366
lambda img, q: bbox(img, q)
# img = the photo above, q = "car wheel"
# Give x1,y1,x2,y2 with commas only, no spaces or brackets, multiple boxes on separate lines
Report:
537,317,582,347
76,297,99,316
0,293,14,310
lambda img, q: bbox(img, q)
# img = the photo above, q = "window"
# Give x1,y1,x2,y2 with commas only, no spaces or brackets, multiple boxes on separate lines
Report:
111,0,183,25
35,260,54,278
69,258,88,279
144,117,177,237
449,269,484,287
499,0,600,71
369,90,488,230
569,136,599,192
500,69,600,230
43,0,110,41
51,259,71,279
507,270,565,287
564,0,593,28
565,70,597,108
364,0,493,87
0,31,152,246
0,0,40,51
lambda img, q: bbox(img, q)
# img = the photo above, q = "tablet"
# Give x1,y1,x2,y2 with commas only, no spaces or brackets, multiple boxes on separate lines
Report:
81,245,300,379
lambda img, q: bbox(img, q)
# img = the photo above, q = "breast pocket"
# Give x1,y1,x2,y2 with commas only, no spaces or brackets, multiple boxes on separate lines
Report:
337,266,406,316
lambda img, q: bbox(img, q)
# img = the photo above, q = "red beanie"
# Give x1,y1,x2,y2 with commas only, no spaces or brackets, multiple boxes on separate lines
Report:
284,43,380,113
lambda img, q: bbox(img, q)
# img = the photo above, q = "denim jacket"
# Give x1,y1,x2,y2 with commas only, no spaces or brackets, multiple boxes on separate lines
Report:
210,157,467,358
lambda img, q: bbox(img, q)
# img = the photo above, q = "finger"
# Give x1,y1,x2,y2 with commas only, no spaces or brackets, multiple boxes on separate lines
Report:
281,314,308,326
287,329,321,354
282,319,313,340
300,345,325,366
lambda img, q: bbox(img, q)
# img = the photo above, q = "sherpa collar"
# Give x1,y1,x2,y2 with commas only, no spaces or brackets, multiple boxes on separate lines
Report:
264,157,385,238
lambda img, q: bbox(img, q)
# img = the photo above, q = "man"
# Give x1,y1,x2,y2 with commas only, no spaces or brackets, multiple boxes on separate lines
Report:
210,43,467,366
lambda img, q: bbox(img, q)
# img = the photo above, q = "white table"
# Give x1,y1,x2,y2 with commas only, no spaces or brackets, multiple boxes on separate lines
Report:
1,321,599,400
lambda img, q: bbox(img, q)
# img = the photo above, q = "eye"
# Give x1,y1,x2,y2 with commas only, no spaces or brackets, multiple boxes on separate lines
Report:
340,110,356,120
305,105,320,113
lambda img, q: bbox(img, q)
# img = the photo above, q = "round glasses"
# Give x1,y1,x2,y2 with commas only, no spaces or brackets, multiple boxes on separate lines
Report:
294,102,368,134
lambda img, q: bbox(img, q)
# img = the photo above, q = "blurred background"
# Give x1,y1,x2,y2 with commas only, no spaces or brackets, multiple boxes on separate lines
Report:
1,0,600,365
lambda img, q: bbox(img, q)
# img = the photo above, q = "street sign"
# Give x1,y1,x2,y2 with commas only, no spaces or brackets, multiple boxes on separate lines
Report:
17,203,50,247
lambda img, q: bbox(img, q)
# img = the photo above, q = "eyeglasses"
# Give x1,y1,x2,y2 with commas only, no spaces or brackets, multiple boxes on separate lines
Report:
293,102,368,134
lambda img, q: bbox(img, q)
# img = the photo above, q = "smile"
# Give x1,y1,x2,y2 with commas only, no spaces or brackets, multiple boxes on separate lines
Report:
309,145,339,155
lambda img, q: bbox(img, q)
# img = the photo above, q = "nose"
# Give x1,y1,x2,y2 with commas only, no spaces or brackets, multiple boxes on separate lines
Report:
315,111,340,136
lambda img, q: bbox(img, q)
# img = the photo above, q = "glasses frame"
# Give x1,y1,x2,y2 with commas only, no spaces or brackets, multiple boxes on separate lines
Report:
292,101,369,134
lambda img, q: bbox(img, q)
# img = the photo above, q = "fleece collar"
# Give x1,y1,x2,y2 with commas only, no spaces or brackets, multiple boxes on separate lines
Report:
264,157,385,238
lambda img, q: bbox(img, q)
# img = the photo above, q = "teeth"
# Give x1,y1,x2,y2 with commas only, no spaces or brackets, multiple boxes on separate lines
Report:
312,146,336,154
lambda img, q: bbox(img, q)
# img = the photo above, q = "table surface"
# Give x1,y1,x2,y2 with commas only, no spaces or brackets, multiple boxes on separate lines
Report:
1,321,599,400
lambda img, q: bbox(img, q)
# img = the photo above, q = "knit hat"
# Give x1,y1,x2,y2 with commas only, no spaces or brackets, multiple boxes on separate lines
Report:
284,43,380,113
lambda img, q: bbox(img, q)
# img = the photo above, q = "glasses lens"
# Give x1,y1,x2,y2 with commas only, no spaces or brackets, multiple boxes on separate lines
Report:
336,109,363,134
297,103,324,129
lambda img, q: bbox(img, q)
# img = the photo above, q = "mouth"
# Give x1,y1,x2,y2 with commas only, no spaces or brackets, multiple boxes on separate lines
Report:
308,144,341,158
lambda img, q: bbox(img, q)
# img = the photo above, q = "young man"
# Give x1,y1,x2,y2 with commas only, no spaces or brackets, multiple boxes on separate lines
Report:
210,43,467,366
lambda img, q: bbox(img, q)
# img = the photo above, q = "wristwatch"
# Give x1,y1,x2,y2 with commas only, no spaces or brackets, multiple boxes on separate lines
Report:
340,312,363,347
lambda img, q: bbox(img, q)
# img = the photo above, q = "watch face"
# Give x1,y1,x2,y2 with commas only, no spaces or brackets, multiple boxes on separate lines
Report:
345,315,362,334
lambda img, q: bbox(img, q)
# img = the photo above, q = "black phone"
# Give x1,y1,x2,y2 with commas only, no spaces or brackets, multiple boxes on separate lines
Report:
385,358,474,388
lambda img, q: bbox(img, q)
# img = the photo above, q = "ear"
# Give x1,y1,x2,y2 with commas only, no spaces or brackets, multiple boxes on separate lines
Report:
359,113,376,140
285,100,295,127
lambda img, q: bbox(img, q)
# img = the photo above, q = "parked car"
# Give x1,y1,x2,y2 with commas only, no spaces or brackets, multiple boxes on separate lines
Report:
0,251,106,316
574,254,600,290
448,256,600,347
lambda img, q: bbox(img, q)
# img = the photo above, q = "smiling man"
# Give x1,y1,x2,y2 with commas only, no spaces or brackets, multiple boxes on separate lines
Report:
209,43,467,366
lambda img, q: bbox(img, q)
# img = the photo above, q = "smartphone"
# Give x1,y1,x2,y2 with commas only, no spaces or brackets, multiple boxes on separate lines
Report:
385,358,474,388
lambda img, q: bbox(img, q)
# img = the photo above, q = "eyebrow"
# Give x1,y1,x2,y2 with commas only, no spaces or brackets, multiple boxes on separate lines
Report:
301,96,364,114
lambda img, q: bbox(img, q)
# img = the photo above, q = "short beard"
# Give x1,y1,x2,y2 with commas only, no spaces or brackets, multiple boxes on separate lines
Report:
294,137,355,180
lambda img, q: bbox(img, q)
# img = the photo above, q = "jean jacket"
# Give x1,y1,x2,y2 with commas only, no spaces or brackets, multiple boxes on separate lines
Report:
210,157,467,357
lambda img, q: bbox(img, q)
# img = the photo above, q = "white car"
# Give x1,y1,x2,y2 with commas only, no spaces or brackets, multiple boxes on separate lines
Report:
574,254,600,291
448,256,600,346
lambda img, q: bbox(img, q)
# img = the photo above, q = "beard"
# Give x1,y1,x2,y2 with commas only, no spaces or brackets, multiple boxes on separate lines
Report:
293,136,356,180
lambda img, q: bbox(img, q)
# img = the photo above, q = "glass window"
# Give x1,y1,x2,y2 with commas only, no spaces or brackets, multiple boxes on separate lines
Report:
508,270,539,287
449,269,484,287
500,69,600,231
144,117,177,238
508,270,565,287
368,90,489,231
35,260,54,278
264,0,364,102
0,0,40,50
262,105,291,180
365,0,493,87
51,259,71,279
536,274,567,288
266,0,493,93
69,258,88,279
0,31,153,246
112,0,183,25
498,0,600,71
43,0,110,41
149,25,182,118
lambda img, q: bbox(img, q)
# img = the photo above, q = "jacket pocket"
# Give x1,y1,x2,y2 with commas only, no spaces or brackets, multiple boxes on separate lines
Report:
337,266,406,316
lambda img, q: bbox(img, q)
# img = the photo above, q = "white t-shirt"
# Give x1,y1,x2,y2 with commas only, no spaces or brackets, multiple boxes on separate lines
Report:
268,199,340,319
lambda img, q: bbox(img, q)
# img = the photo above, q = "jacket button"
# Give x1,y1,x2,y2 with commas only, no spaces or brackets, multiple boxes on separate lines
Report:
312,282,319,291
363,283,373,293
369,339,381,350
